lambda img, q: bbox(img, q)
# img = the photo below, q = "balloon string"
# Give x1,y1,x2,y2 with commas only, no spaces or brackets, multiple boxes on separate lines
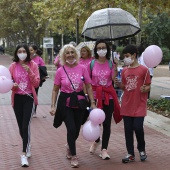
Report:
17,85,34,99
143,69,148,85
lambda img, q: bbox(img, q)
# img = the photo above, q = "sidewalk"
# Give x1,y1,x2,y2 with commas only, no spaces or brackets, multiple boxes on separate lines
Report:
0,54,170,170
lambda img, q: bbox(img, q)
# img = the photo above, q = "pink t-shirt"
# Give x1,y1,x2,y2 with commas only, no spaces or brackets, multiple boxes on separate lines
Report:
54,55,61,69
87,60,115,99
120,65,151,117
54,64,91,93
32,56,45,66
14,63,32,94
87,60,114,87
79,58,93,68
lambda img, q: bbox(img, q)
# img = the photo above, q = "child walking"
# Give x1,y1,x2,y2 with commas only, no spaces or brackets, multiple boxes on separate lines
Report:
114,45,151,163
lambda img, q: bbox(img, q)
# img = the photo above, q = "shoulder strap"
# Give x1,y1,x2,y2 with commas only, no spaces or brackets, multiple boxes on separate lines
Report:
63,66,75,90
90,59,95,78
108,60,113,69
90,59,95,70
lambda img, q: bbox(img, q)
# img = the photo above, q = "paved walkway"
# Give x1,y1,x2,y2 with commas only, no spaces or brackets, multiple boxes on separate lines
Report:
0,54,170,170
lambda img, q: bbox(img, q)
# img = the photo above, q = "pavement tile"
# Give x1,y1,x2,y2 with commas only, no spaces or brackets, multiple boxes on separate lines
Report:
0,54,170,170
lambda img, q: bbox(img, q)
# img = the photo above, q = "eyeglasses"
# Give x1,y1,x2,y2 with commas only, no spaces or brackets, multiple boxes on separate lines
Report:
97,47,107,50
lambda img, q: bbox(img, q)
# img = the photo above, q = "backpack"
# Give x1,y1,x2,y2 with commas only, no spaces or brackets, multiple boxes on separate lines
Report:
90,59,113,77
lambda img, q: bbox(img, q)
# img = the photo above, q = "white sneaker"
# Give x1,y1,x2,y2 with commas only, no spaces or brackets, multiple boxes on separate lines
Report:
89,140,101,154
26,145,31,158
99,149,110,160
65,144,72,159
21,155,29,167
33,114,37,118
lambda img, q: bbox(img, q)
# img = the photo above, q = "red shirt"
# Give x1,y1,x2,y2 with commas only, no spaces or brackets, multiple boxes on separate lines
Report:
121,65,151,117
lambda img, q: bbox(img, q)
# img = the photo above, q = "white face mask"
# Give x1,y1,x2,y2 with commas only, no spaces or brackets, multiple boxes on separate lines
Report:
66,59,76,65
124,57,134,66
97,49,107,57
18,53,27,61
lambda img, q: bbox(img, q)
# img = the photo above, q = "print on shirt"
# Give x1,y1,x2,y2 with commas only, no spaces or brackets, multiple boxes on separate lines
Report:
98,70,109,86
125,75,138,91
18,71,28,90
67,72,80,90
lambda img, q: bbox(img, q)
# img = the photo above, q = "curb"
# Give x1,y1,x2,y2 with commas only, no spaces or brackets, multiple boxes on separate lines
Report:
145,110,170,137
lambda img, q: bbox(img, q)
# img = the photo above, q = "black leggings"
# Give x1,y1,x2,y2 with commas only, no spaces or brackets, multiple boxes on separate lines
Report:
95,99,114,150
64,107,85,156
13,94,34,153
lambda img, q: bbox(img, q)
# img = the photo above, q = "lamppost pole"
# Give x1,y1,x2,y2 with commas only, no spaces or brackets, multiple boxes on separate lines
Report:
76,16,79,45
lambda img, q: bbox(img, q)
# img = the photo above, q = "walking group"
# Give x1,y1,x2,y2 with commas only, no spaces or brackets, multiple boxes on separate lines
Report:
9,39,151,168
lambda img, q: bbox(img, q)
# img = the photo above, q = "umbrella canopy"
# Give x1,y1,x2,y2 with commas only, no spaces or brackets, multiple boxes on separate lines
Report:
81,8,141,41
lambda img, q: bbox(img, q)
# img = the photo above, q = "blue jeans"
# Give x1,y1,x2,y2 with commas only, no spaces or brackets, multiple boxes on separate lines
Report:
123,116,145,156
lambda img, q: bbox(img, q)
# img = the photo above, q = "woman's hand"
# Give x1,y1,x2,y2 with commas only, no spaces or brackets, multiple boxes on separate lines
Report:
90,103,97,109
114,77,120,86
13,83,19,89
22,64,30,72
114,57,119,65
50,107,56,116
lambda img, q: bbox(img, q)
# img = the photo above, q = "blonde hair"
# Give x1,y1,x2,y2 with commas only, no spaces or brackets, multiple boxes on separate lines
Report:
59,44,79,65
80,46,92,58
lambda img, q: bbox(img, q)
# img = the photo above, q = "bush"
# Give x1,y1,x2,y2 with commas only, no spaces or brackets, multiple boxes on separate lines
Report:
147,98,170,118
161,47,170,64
5,47,15,56
116,46,124,60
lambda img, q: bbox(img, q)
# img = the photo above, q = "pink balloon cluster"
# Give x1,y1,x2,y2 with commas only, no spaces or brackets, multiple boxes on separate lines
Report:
0,65,13,93
143,45,163,68
82,108,105,142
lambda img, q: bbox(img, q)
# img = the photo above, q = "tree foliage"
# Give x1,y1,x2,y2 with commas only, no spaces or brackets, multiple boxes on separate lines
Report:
0,0,170,46
144,12,170,49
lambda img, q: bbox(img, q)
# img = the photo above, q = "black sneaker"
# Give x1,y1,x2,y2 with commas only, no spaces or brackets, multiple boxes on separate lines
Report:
122,154,135,163
140,151,147,161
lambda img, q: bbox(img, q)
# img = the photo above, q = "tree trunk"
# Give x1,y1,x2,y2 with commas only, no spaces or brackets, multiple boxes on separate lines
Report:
136,0,143,45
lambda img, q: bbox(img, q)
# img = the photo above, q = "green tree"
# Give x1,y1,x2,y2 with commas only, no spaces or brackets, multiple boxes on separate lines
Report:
144,13,170,49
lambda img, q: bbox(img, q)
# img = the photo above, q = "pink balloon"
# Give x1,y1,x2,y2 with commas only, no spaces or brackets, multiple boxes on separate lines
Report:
82,120,100,142
0,76,13,93
89,108,105,125
143,45,163,68
0,65,12,79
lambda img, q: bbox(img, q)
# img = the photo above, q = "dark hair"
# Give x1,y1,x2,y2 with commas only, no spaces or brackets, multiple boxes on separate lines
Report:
122,45,138,58
13,44,31,62
93,39,111,60
29,45,43,56
137,45,145,56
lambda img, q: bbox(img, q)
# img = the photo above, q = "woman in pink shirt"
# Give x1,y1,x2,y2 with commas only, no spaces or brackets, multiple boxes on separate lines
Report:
87,39,120,160
79,46,93,68
50,44,96,168
9,44,40,167
54,54,61,70
29,45,47,117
